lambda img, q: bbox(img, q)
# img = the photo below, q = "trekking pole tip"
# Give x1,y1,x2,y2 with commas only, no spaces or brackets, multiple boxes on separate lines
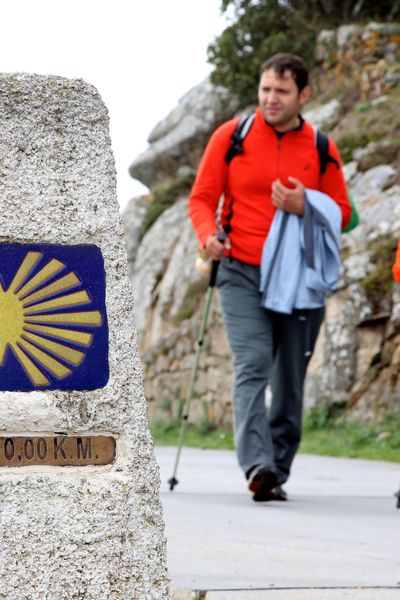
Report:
168,476,179,491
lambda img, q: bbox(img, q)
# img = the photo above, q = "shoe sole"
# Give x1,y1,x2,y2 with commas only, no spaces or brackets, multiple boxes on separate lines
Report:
248,468,279,501
260,487,288,502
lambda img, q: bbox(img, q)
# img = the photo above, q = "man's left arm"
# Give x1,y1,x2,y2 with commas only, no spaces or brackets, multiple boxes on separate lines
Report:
318,138,352,230
271,177,306,215
271,138,352,230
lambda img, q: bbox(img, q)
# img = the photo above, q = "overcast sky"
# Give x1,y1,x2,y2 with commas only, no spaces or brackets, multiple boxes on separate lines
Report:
0,0,227,210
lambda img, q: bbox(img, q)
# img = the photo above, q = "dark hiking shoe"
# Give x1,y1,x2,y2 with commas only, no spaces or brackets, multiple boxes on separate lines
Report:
248,465,279,501
257,485,288,502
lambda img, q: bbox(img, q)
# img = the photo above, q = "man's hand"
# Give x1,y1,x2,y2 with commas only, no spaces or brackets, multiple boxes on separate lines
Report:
271,177,305,215
205,233,231,260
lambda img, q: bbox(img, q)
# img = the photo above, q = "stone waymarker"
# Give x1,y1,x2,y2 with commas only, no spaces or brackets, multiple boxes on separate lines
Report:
0,74,170,599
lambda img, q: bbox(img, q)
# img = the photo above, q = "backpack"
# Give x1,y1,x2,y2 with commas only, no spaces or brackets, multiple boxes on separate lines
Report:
224,113,359,233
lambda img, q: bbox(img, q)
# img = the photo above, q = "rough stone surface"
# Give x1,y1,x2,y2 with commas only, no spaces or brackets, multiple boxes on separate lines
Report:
315,29,336,62
131,199,190,338
350,165,396,203
130,198,233,421
123,193,150,269
315,21,400,99
0,74,170,599
337,25,362,50
303,99,340,129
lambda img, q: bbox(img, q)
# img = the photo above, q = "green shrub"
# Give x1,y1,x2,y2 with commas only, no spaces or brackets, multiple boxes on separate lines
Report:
150,408,400,461
356,101,372,114
150,418,234,449
336,132,380,163
302,409,400,462
208,1,400,110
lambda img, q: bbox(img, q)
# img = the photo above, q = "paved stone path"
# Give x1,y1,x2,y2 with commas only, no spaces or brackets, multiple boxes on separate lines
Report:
156,447,400,599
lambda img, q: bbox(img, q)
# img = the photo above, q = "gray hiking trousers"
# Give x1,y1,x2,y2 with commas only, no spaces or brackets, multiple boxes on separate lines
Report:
216,258,324,483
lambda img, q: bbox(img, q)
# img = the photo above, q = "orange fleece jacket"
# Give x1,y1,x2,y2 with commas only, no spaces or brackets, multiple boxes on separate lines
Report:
189,108,351,266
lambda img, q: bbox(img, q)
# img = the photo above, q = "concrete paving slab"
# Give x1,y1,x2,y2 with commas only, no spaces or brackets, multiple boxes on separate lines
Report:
205,590,400,600
157,448,400,599
172,589,400,600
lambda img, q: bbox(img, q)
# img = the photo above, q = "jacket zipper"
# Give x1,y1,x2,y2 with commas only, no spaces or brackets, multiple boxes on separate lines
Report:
276,137,282,181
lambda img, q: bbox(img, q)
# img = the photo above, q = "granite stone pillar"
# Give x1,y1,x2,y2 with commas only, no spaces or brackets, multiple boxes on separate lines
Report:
0,74,170,599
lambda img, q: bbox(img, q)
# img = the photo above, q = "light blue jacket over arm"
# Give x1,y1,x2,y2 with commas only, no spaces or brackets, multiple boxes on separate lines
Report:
259,189,342,314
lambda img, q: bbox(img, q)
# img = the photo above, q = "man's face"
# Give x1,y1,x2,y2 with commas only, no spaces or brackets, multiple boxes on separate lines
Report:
258,68,311,132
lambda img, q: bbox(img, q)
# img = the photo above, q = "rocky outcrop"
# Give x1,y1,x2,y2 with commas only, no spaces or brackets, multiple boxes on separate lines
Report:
314,22,400,99
124,22,400,428
129,78,238,189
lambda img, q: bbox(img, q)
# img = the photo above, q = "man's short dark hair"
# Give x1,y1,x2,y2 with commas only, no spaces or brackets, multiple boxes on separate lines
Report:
260,53,309,93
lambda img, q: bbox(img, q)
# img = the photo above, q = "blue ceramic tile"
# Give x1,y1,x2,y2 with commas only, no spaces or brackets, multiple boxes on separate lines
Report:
0,244,109,391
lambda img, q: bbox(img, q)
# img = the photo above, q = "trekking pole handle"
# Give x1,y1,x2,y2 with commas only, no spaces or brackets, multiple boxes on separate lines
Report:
209,231,227,288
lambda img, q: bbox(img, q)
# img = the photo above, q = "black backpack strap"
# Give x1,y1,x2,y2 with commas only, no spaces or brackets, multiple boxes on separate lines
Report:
225,113,255,165
315,128,339,175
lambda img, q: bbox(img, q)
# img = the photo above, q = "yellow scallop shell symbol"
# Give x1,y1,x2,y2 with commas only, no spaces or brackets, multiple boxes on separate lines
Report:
0,251,103,387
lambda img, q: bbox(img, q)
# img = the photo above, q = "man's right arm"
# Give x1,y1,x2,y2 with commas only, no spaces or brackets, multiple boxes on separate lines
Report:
189,119,238,253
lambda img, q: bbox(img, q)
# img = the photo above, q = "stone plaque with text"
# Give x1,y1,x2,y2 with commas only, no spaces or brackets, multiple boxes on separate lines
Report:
0,435,116,467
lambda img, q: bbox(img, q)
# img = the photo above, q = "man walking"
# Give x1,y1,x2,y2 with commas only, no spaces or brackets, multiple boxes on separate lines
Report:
189,53,351,501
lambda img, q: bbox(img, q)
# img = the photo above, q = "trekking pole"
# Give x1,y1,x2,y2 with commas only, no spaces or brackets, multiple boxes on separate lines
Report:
168,232,226,491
